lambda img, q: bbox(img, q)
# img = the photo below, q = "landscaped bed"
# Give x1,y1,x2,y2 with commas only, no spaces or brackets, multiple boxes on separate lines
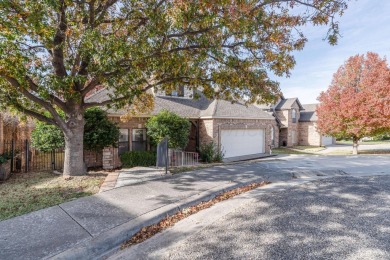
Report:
0,171,107,221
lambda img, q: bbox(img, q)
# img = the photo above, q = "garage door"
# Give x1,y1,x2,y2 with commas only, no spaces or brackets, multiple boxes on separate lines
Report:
321,136,333,146
221,129,265,158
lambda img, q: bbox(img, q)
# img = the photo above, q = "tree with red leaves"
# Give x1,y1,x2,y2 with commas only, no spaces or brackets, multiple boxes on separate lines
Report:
317,52,390,154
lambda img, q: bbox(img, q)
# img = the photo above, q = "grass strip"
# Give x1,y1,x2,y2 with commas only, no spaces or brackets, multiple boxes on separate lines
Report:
121,181,270,249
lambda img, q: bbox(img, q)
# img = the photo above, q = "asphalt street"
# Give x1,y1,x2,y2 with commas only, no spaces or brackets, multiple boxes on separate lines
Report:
111,163,390,259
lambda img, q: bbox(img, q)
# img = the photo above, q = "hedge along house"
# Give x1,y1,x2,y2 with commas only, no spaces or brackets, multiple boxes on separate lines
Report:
86,87,279,162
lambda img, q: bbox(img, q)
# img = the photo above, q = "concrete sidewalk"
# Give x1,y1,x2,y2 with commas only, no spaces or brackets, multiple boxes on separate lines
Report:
0,160,346,260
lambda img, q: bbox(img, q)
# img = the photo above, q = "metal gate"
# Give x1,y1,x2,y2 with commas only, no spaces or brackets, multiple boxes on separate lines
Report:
2,140,64,173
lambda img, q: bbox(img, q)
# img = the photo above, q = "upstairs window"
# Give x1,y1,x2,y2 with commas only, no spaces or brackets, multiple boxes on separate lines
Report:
166,86,185,97
292,109,297,123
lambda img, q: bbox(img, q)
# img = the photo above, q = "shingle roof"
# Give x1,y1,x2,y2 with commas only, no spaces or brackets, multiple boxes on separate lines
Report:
275,98,304,110
86,88,274,119
299,103,318,122
210,99,273,119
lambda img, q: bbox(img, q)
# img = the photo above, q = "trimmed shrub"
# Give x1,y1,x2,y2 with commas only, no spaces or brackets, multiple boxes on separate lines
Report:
120,151,157,168
146,110,191,149
199,142,224,163
84,107,120,150
0,153,10,165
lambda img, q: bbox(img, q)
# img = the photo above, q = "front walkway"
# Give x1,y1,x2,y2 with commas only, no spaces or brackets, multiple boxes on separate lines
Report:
0,160,291,260
223,153,274,163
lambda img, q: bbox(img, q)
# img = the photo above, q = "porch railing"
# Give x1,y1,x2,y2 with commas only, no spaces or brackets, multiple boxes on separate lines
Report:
168,149,199,167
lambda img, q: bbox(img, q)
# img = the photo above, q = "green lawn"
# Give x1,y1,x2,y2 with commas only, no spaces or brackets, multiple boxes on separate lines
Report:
324,149,390,155
271,148,313,155
0,171,107,221
336,140,390,145
292,146,327,152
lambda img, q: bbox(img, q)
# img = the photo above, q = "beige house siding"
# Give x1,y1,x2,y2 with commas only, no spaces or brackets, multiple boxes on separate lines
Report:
298,122,321,146
199,119,214,145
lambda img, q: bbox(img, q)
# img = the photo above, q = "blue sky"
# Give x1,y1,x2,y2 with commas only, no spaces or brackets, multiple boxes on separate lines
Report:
276,0,390,104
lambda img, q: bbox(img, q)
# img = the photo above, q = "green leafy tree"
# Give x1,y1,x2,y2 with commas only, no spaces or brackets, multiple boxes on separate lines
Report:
31,108,119,153
84,108,120,151
0,1,349,175
146,110,191,149
31,122,65,152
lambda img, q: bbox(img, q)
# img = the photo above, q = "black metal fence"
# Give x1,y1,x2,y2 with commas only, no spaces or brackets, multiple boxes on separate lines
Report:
2,140,64,173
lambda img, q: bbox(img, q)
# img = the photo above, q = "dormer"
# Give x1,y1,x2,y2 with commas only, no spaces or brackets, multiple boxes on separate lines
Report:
274,97,304,127
154,86,194,98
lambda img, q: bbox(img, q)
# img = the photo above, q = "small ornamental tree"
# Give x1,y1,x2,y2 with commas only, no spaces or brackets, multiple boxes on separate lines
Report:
31,108,119,152
317,52,390,154
146,110,191,149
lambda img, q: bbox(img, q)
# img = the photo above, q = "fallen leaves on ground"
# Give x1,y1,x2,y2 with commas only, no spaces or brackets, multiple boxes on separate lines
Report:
121,181,270,249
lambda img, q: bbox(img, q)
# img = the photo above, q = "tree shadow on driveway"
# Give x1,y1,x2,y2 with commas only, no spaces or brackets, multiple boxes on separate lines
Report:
164,175,390,259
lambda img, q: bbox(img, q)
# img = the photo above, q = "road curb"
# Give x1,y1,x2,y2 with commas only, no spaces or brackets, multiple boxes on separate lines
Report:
50,177,268,260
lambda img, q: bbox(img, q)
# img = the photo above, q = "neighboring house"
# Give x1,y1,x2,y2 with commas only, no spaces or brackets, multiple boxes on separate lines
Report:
271,98,335,147
298,104,335,146
86,88,279,161
273,97,304,147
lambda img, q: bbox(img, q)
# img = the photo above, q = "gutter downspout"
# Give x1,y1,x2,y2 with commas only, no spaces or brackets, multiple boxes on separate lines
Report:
196,118,200,152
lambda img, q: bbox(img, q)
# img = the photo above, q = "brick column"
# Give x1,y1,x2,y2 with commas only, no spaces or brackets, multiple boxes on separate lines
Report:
102,147,121,170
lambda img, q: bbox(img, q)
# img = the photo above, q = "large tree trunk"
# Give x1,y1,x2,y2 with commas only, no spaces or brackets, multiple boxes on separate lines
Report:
352,136,359,155
63,113,86,176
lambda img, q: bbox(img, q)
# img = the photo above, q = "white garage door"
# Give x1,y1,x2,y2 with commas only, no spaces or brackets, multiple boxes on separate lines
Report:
221,129,265,158
321,136,333,146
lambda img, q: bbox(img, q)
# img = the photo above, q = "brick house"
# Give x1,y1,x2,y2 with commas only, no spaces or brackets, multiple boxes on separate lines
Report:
86,88,279,161
272,97,335,147
298,103,335,146
0,89,333,169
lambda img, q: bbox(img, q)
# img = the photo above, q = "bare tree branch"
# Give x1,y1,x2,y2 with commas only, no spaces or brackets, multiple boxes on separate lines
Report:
1,73,69,133
25,76,69,112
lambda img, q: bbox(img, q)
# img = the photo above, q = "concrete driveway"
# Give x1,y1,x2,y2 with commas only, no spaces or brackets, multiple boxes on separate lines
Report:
110,156,390,259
